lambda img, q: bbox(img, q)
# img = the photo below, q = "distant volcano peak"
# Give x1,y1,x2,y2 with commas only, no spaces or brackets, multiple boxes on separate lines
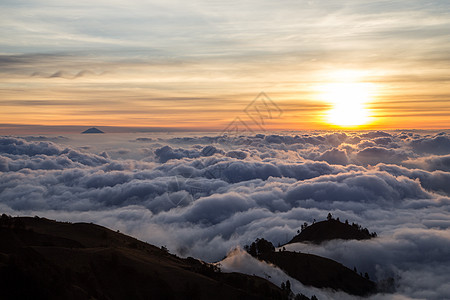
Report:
81,127,104,134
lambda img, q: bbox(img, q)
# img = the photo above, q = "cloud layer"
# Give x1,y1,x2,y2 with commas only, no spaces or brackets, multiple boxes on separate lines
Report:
1,130,450,299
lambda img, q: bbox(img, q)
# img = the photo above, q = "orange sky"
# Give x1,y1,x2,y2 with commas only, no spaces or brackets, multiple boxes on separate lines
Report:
1,1,449,133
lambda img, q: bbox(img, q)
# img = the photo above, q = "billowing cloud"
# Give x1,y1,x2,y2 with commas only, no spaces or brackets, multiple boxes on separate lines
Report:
1,131,450,299
355,147,409,166
284,229,450,300
318,148,349,165
403,154,450,172
409,134,450,155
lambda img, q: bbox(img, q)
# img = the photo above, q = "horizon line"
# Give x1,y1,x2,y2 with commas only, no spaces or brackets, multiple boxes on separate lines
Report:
1,123,449,135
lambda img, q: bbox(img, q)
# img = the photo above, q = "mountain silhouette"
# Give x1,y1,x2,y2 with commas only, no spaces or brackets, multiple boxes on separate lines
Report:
260,251,376,296
245,237,377,296
81,127,104,134
0,215,289,300
287,218,376,245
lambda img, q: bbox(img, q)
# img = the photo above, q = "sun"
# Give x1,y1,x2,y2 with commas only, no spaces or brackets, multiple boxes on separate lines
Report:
319,82,374,127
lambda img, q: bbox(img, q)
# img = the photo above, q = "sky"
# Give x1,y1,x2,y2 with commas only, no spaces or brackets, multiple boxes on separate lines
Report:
2,3,450,298
1,0,450,132
1,130,450,299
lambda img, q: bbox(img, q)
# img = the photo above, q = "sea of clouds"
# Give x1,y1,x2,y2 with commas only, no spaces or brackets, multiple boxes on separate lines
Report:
1,130,450,299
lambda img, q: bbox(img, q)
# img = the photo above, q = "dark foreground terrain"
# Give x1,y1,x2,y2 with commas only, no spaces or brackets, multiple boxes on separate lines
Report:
1,214,383,299
0,215,288,300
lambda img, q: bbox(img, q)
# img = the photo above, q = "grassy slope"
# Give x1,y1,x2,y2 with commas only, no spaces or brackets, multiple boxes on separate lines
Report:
0,217,286,300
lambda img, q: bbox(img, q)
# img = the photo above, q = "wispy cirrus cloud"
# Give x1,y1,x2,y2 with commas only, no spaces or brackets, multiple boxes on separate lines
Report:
1,1,450,129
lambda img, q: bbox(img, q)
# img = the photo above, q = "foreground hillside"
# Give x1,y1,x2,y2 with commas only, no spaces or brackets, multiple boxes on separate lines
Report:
0,215,287,300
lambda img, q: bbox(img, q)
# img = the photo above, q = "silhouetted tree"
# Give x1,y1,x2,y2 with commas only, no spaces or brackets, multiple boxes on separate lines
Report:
244,243,257,257
300,223,306,231
364,272,370,280
244,238,275,258
281,280,293,299
0,214,12,227
311,296,318,300
327,213,332,221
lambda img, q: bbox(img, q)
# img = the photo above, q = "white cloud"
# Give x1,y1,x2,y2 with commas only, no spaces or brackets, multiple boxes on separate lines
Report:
1,131,450,299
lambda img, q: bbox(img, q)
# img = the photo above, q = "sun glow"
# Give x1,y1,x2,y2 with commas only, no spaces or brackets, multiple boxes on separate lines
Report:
319,82,374,127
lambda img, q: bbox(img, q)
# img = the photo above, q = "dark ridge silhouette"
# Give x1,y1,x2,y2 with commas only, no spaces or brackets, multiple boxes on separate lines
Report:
81,127,104,134
244,238,376,296
0,215,287,300
288,215,376,245
260,251,376,296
